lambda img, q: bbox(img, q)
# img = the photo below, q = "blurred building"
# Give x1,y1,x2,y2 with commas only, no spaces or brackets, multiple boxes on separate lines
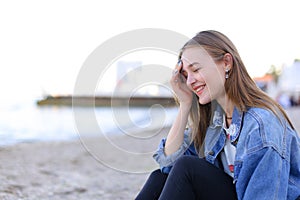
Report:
253,74,277,99
277,60,300,94
115,61,172,97
277,60,300,103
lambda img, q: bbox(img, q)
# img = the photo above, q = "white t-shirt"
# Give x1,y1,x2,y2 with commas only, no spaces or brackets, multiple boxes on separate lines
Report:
220,114,236,177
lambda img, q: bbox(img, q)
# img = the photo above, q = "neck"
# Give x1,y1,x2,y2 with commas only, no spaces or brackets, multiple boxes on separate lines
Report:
217,95,234,120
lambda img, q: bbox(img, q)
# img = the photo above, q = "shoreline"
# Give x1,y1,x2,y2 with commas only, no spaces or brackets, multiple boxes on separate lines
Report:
36,95,177,107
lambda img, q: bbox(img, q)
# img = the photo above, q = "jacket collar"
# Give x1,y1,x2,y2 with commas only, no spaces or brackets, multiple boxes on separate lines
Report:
210,103,244,142
230,107,244,142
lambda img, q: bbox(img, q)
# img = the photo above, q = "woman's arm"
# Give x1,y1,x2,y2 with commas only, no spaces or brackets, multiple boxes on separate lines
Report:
236,147,289,200
235,108,299,199
164,61,193,155
164,105,191,155
153,128,197,173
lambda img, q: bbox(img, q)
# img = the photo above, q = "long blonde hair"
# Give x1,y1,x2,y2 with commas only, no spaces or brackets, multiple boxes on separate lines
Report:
179,30,294,153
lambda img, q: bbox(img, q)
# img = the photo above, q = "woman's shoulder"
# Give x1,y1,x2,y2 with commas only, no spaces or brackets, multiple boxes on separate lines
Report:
242,107,300,160
244,107,283,128
242,107,292,154
246,106,275,117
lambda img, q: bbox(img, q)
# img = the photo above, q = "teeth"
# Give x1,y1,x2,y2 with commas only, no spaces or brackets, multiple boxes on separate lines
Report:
194,85,204,93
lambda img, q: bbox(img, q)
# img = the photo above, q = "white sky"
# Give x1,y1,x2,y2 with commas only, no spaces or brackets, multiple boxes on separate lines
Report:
1,0,300,102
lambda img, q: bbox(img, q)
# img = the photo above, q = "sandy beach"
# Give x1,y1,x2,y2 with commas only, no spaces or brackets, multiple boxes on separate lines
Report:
0,125,169,200
0,108,299,200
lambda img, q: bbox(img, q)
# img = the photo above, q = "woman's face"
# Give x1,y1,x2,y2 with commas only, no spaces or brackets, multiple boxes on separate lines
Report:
180,47,226,105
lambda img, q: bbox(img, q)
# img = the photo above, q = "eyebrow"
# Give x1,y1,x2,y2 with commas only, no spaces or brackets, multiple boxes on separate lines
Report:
181,62,200,73
188,62,200,67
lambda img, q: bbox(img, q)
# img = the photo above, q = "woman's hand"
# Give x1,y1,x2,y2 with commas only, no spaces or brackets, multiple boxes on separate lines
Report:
170,60,193,110
165,60,193,156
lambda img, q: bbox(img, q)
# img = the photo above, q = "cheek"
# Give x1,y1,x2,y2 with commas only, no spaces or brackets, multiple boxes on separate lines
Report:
204,69,225,94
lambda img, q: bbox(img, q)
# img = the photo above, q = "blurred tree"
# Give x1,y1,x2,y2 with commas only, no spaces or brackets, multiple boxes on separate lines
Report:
266,64,282,84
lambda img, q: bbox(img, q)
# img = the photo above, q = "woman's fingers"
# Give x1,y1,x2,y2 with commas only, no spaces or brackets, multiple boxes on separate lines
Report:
172,60,182,84
170,59,193,106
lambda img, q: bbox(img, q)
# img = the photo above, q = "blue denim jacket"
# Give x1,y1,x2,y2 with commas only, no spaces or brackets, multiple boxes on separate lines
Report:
153,105,300,199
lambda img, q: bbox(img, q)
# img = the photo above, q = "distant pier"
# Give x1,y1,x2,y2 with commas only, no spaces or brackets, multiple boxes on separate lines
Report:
36,95,177,107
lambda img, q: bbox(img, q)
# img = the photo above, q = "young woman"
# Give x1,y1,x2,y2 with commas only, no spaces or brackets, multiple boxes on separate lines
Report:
136,30,300,200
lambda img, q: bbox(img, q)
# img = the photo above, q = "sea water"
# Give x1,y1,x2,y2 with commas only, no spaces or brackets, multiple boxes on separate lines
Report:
0,100,177,146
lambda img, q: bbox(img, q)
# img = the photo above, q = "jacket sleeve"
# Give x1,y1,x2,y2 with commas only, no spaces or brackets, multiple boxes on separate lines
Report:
235,146,289,200
152,128,198,174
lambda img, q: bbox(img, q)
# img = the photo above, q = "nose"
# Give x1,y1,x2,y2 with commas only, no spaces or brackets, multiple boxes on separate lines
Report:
186,73,196,87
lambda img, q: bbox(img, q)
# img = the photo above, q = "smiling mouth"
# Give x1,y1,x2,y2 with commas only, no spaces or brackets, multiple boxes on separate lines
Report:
193,85,205,95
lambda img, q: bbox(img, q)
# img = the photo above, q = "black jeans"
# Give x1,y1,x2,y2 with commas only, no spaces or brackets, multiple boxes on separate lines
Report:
136,155,237,200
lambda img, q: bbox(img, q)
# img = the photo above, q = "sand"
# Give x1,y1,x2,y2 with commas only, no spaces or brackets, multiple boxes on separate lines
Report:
0,108,299,200
0,126,169,200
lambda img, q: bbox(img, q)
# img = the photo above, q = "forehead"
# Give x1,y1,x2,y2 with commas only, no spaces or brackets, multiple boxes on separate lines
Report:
181,47,205,59
181,46,214,67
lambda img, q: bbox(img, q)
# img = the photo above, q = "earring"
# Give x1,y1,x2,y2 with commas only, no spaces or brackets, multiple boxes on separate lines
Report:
225,68,230,79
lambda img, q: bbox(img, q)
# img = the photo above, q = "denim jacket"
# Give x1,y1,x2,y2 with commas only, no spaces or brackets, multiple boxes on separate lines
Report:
153,105,300,200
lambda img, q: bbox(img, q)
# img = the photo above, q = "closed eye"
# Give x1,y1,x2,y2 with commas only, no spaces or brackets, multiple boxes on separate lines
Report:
189,62,202,71
193,68,200,72
180,62,202,78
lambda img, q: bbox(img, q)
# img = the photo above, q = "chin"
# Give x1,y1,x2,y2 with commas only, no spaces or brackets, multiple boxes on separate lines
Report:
198,97,211,105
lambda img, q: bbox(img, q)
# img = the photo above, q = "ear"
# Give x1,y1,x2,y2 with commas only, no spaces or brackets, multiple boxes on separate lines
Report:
223,53,233,70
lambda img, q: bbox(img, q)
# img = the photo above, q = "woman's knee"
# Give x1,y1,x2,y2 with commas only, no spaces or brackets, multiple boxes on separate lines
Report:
149,169,162,177
146,169,168,184
135,169,168,199
172,155,198,171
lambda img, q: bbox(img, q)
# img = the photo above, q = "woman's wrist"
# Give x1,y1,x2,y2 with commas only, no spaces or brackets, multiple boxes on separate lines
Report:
179,102,192,113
